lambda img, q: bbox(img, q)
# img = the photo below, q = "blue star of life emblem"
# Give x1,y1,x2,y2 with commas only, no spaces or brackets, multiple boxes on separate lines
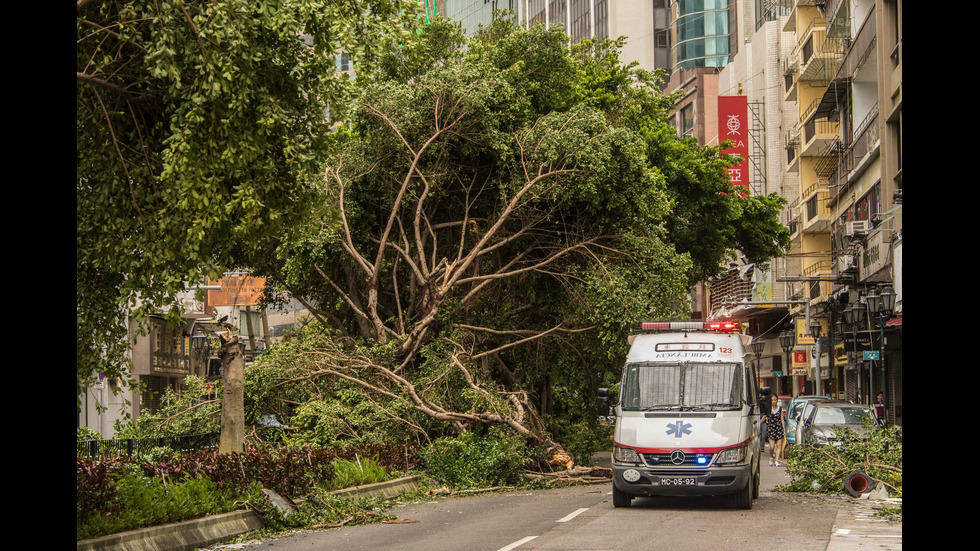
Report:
666,421,692,438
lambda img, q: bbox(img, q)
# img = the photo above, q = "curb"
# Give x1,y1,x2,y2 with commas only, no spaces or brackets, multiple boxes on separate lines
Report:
329,474,422,500
76,475,422,551
75,510,264,551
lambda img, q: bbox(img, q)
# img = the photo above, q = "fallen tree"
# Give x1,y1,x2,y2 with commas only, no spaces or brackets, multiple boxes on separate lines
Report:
245,17,785,460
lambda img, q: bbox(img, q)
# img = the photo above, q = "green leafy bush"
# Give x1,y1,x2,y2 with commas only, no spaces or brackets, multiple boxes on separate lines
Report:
329,455,389,490
77,441,429,541
778,423,902,497
77,469,260,541
421,430,529,489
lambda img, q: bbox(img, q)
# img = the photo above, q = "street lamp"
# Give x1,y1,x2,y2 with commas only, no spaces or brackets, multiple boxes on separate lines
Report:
751,337,765,399
842,299,866,402
809,318,822,395
779,330,794,396
191,327,211,378
866,285,896,410
751,337,766,361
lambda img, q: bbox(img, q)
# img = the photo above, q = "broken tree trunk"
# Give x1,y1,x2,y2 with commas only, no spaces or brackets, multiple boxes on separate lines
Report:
522,465,613,485
218,335,245,454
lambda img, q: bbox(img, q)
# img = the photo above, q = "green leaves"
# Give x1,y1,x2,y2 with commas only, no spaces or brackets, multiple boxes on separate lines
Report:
76,0,417,396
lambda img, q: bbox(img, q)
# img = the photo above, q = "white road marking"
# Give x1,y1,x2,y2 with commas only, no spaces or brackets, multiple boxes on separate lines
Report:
556,508,589,523
497,536,538,551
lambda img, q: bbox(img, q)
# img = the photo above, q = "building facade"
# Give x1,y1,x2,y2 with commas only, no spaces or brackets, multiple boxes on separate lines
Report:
713,0,901,425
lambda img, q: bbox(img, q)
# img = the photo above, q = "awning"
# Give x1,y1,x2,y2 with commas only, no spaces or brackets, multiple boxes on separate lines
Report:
885,316,902,327
814,79,849,120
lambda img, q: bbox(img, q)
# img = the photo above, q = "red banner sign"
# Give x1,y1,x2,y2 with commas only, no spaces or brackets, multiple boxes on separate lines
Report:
718,96,750,194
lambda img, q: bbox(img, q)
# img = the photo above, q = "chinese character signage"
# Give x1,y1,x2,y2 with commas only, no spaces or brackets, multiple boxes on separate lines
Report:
718,96,750,194
208,276,267,307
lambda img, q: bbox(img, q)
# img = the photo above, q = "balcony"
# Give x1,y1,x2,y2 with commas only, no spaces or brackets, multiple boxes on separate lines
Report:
802,259,832,302
785,128,800,172
783,57,798,102
799,181,831,234
799,100,838,158
794,17,847,84
829,105,879,197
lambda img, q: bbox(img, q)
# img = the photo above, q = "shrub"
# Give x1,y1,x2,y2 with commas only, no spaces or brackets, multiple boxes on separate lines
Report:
77,441,425,540
329,455,389,490
77,469,260,541
77,456,130,524
141,444,338,497
421,429,529,489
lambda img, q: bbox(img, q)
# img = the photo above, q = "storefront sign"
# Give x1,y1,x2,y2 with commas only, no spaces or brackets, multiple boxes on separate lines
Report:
794,318,828,346
208,276,267,307
718,95,750,195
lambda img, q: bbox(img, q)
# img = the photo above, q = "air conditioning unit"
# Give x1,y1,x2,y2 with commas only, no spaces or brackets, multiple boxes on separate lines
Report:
845,220,869,238
838,254,857,273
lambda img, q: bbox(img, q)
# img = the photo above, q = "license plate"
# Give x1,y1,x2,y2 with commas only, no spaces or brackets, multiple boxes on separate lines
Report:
660,477,696,486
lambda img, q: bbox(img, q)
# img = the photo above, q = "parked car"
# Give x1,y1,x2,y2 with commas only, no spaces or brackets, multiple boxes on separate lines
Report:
784,395,829,445
798,401,876,446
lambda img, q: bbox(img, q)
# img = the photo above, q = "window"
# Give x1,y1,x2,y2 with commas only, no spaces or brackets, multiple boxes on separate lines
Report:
622,362,743,411
680,103,695,137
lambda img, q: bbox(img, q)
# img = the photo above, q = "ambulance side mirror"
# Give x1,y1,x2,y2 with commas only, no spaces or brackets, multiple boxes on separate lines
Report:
597,388,611,417
759,387,772,415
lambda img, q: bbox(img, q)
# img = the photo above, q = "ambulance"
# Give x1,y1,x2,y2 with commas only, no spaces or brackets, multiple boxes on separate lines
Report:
600,320,771,509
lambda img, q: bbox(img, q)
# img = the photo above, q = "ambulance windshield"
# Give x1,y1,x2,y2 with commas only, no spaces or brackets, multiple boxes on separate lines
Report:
621,362,743,411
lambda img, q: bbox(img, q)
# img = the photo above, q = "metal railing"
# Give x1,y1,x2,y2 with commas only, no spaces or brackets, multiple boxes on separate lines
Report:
77,433,220,458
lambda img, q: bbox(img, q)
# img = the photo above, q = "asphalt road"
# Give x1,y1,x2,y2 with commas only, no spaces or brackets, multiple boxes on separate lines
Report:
236,459,845,551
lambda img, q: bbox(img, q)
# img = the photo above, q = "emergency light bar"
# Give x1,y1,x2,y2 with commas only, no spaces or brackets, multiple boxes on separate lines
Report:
636,320,741,333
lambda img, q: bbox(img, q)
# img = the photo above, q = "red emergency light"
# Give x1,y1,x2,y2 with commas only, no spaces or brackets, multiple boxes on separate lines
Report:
637,320,740,333
705,320,740,332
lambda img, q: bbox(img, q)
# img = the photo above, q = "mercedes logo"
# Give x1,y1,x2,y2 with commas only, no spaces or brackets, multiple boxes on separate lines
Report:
670,450,685,465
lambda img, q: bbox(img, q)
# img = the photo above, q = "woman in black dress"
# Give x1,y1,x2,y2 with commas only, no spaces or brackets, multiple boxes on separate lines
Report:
765,395,786,466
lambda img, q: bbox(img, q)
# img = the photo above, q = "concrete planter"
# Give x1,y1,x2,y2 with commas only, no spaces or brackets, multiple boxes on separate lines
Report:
77,475,422,551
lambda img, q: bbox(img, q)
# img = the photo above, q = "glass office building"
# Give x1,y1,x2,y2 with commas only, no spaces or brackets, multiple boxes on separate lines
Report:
671,0,730,70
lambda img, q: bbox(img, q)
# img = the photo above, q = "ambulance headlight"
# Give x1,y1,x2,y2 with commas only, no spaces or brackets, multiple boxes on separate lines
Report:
715,444,747,465
613,445,642,464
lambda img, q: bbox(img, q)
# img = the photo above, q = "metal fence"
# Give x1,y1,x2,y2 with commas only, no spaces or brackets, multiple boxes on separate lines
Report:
76,433,220,459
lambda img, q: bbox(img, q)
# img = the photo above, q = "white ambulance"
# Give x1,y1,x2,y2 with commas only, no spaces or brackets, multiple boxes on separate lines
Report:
601,320,771,509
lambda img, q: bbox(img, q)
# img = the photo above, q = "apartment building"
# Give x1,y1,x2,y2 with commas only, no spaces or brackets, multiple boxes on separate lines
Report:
710,1,797,395
714,0,900,423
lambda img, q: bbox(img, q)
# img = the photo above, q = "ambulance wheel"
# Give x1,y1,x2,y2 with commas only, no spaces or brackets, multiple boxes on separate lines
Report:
734,474,753,510
612,485,633,508
752,457,761,499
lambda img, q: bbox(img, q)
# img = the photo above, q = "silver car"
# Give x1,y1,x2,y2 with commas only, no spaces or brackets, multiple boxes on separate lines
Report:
799,401,876,446
785,395,829,445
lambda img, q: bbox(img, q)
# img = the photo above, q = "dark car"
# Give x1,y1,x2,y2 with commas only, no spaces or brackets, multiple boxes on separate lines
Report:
799,401,877,446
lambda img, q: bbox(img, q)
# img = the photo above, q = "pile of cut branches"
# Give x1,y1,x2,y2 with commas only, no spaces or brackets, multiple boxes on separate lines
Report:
779,424,902,498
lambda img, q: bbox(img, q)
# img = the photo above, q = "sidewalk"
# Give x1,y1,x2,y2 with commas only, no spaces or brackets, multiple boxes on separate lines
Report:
825,496,903,550
758,450,901,550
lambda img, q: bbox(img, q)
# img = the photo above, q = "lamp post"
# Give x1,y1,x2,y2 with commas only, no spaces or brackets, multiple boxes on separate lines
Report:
866,284,896,408
191,327,212,379
809,318,822,395
751,337,765,386
779,330,794,396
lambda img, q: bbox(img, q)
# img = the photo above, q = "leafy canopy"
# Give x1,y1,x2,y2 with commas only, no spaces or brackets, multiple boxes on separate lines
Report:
76,0,418,398
248,17,699,456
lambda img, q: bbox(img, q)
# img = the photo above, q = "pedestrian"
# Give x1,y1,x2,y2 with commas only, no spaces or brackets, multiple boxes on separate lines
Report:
873,392,887,426
764,395,786,466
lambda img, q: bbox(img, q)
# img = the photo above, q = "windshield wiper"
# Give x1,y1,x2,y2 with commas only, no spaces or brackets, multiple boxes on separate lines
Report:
688,403,739,410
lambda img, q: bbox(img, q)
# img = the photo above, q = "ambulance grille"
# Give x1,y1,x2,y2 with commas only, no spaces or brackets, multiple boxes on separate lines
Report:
642,453,714,467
